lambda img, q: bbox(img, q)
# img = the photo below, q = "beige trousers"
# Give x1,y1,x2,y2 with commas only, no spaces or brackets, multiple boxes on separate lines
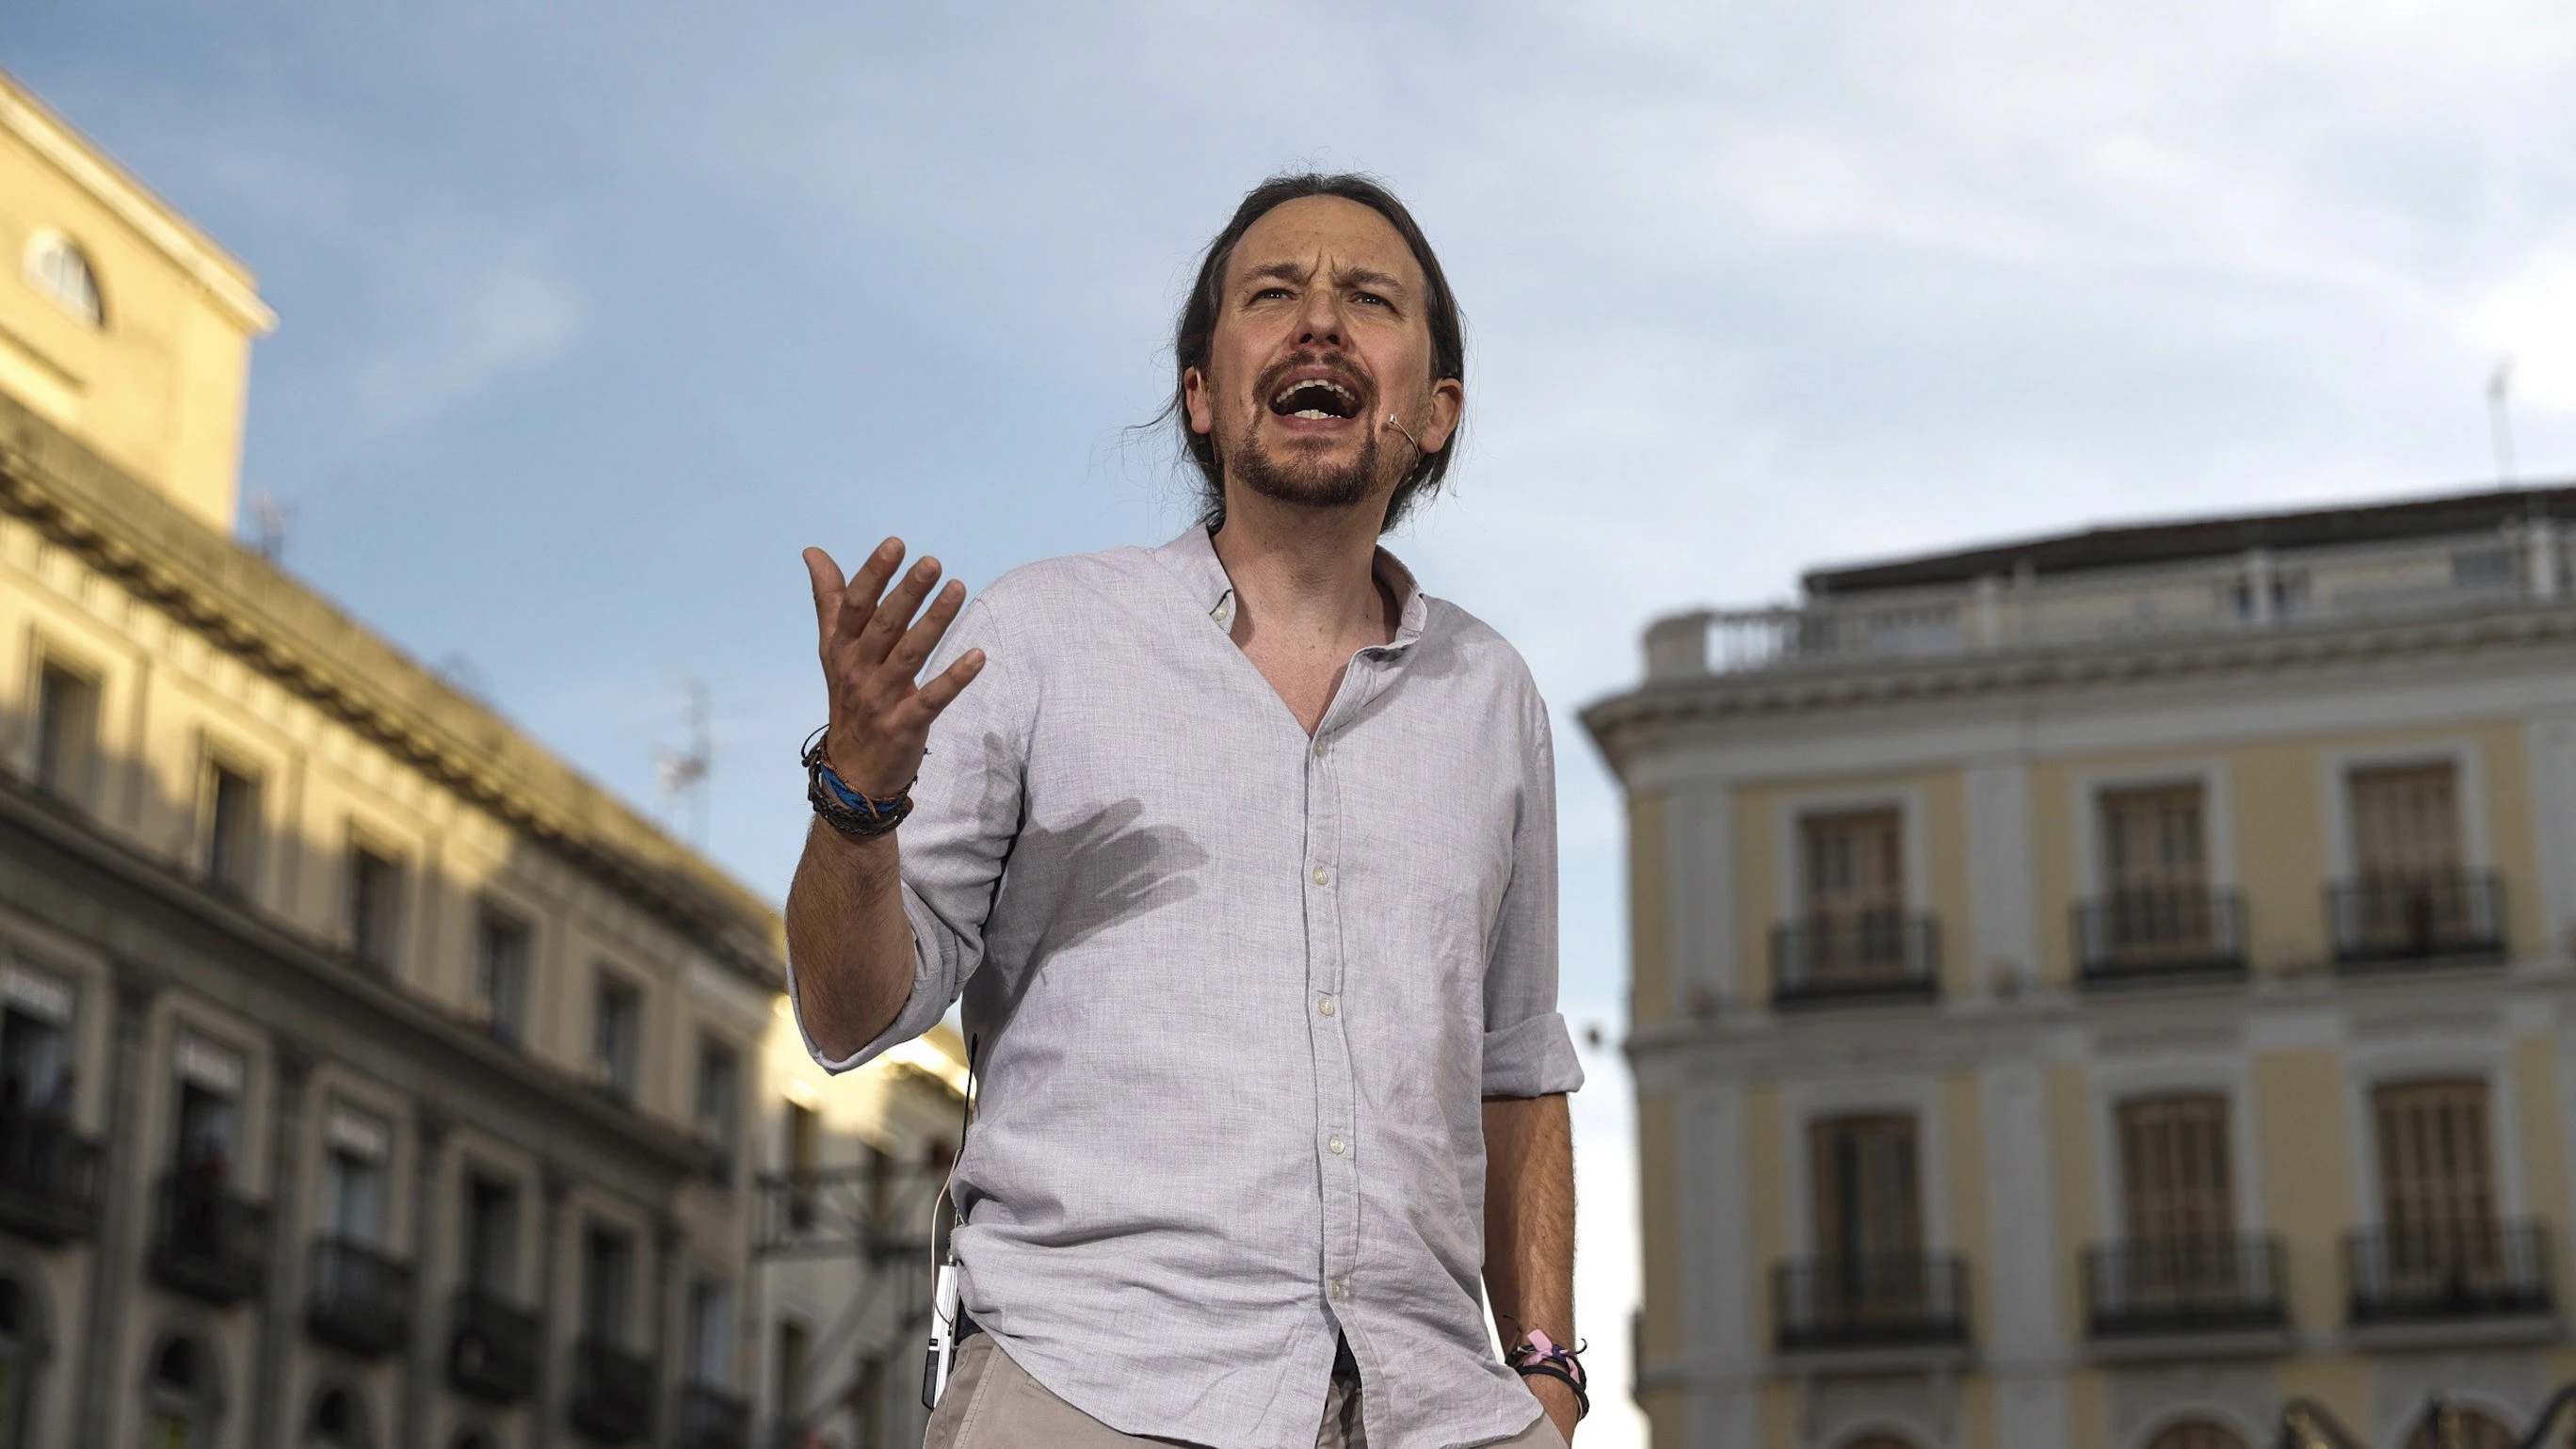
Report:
923,1333,1570,1449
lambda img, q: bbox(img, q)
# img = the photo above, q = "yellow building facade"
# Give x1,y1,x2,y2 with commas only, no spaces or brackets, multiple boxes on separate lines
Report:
0,67,959,1449
1587,494,2576,1449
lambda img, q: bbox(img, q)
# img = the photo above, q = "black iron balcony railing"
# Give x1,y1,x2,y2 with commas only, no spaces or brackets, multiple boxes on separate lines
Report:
1773,1251,1970,1352
2084,1233,2286,1338
2074,887,2247,986
447,1288,541,1404
2326,869,2506,970
0,1113,101,1244
1771,911,1940,1007
306,1235,412,1359
677,1380,751,1449
149,1172,270,1304
2346,1218,2553,1324
569,1335,655,1444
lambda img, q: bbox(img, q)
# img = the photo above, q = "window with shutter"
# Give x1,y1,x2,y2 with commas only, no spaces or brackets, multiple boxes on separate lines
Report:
2098,785,2212,958
2374,1079,2498,1282
1798,810,1908,980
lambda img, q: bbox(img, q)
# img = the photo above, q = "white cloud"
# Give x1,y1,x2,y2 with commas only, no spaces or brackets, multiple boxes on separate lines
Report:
347,236,584,436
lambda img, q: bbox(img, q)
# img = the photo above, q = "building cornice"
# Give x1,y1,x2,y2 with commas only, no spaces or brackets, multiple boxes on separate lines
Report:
1624,963,2576,1083
1582,600,2576,781
0,391,786,990
0,69,276,335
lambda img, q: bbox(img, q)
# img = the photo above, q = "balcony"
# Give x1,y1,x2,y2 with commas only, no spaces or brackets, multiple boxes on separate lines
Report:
2346,1219,2555,1344
148,1173,270,1305
306,1235,412,1359
677,1381,751,1449
0,1114,101,1244
2326,869,2505,971
1773,1252,1970,1369
2074,887,2247,988
1771,911,1940,1008
569,1335,655,1444
447,1288,540,1404
2084,1234,2288,1360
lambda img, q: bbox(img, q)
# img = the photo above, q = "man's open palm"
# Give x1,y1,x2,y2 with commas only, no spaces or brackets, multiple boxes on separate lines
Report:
803,539,985,800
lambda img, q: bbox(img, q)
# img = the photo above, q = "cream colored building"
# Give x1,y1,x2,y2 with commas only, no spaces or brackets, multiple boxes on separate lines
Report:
1586,492,2576,1449
0,67,955,1449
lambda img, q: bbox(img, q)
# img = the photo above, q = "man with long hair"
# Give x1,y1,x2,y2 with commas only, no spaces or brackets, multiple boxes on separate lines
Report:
789,172,1584,1449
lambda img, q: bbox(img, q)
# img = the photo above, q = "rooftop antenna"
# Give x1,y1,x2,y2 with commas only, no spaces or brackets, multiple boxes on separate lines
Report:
250,492,292,563
2489,356,2519,487
655,676,712,845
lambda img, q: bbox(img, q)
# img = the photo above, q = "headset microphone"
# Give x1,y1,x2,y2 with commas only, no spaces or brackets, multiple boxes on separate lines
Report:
1383,412,1426,453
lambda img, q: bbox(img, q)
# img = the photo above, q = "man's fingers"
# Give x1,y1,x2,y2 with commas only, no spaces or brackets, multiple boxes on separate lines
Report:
911,650,987,718
858,555,944,663
802,547,846,641
833,537,907,642
889,579,968,674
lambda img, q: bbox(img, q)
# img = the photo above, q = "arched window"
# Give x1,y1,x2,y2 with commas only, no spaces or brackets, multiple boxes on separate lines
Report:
22,234,102,328
144,1335,217,1448
307,1384,370,1447
2406,1409,2515,1449
2148,1419,2251,1449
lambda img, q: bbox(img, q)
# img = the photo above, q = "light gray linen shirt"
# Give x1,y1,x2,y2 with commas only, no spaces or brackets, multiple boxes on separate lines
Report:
792,525,1583,1449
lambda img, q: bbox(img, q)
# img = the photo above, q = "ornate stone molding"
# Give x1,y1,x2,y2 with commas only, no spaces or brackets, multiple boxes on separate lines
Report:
1584,601,2576,775
0,391,783,989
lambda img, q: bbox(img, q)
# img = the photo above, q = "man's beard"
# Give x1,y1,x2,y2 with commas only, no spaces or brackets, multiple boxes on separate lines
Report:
1229,415,1386,512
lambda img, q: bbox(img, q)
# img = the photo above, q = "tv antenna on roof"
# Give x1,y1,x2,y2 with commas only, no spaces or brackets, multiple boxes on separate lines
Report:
655,676,713,845
250,492,292,563
2489,356,2519,487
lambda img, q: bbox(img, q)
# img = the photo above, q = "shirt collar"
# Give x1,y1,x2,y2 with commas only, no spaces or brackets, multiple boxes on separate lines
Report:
1152,524,1427,650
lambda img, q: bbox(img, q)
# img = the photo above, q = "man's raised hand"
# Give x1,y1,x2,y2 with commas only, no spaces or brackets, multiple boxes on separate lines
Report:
803,539,986,802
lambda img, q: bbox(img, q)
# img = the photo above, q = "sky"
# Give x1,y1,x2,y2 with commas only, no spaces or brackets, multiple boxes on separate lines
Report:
19,4,2576,1443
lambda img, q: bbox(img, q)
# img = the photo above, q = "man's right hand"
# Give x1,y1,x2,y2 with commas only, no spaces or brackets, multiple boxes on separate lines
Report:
802,539,987,799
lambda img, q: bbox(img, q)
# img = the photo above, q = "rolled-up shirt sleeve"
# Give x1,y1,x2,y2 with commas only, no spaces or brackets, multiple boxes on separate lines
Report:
1479,688,1584,1100
788,590,1027,1073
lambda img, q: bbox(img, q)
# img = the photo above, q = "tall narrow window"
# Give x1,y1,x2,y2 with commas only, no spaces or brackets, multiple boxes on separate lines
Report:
1808,1114,1924,1329
774,1318,812,1429
1796,809,1908,983
2118,1096,2234,1244
0,964,74,1119
580,1225,635,1344
170,1036,245,1177
696,1038,739,1181
204,763,261,894
686,1278,733,1390
321,1105,390,1245
475,909,530,1046
1810,1114,1922,1266
32,661,97,799
463,1175,519,1297
346,845,403,972
2098,784,2212,961
592,976,641,1103
783,1100,820,1230
2375,1080,2496,1255
2339,761,2497,960
2350,765,2463,877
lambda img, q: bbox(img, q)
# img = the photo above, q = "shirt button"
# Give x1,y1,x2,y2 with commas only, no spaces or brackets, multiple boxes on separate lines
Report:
1312,738,1326,759
1318,997,1336,1017
1330,1279,1345,1301
1328,1135,1346,1155
1312,866,1330,887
